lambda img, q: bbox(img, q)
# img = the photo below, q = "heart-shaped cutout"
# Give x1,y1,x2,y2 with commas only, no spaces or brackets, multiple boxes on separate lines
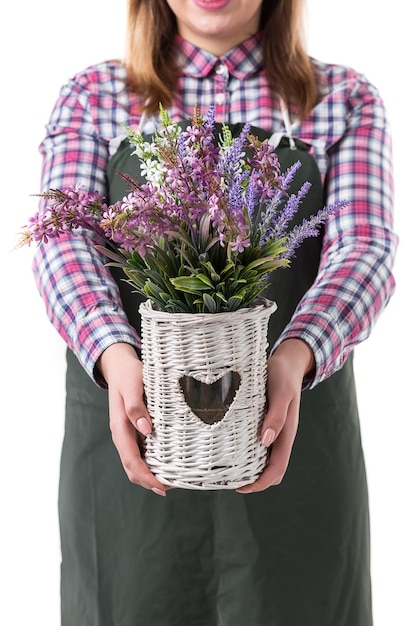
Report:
179,371,241,424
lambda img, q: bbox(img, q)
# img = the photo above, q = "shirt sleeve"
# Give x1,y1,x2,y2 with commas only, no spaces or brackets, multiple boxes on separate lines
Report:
275,73,398,387
32,71,141,387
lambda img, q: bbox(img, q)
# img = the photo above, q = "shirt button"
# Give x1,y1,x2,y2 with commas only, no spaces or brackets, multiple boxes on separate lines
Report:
215,63,228,77
215,93,225,105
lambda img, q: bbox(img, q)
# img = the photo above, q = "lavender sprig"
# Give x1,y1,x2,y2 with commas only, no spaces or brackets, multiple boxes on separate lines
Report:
280,201,348,261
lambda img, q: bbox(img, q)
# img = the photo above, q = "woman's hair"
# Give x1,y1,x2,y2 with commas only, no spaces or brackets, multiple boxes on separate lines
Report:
125,0,317,119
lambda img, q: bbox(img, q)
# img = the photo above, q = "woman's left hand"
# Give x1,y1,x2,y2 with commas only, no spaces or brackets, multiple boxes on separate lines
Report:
236,338,314,494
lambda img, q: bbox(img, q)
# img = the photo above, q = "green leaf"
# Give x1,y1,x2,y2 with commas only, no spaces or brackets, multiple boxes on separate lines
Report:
160,292,171,304
164,299,191,313
219,260,235,274
242,259,289,278
260,236,287,256
202,293,218,313
227,295,244,311
198,213,211,248
194,273,214,288
167,226,197,252
143,255,171,277
214,292,228,304
143,281,165,300
122,268,146,288
96,245,127,264
244,254,278,271
142,268,169,283
170,276,211,294
200,260,217,275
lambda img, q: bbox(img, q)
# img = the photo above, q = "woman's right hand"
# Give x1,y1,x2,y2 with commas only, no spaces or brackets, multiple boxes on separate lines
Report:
98,342,169,496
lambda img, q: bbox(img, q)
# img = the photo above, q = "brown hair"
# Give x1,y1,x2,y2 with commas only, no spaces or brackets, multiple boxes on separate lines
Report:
125,0,318,119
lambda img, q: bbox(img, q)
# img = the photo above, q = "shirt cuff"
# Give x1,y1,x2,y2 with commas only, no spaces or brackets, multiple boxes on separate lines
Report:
271,311,346,389
73,310,142,388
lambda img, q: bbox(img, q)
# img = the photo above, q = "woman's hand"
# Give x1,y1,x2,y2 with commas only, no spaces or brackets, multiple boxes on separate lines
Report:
236,338,314,494
98,342,169,496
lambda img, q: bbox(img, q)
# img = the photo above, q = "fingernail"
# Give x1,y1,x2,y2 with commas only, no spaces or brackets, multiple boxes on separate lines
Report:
261,427,275,447
137,417,151,435
152,488,166,497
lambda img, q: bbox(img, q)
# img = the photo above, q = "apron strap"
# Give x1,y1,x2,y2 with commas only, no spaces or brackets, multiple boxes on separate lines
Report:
269,97,297,150
138,99,297,151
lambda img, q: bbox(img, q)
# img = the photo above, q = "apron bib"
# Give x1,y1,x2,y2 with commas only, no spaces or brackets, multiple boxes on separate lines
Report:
59,122,372,626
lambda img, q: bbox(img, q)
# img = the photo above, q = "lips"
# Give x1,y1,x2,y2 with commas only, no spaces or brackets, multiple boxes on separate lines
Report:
194,0,231,10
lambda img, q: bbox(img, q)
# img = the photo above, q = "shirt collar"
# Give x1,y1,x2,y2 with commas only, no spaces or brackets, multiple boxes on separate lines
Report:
176,32,263,80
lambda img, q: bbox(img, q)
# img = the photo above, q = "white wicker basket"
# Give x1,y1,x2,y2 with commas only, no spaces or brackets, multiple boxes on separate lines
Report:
139,298,277,490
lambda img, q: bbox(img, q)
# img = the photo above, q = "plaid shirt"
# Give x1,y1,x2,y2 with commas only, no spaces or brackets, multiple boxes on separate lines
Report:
32,34,397,388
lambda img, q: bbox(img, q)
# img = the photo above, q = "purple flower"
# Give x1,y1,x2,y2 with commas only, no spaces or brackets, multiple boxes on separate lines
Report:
260,180,312,244
280,200,349,260
19,106,347,314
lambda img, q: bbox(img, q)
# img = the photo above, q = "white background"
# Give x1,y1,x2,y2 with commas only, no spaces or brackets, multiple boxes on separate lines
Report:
1,1,416,624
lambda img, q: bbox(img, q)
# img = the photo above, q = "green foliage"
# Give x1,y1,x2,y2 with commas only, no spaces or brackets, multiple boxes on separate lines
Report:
101,224,289,313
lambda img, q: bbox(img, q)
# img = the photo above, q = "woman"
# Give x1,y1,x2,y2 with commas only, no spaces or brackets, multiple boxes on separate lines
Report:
33,1,398,624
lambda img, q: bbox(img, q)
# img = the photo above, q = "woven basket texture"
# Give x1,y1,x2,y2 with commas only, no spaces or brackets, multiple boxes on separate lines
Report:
139,298,277,489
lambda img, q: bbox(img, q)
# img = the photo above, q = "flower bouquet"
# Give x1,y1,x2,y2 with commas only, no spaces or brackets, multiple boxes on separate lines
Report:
19,106,346,489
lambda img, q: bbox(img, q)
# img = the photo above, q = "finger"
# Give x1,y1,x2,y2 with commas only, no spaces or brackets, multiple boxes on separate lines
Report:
258,390,292,453
236,400,299,494
136,416,152,436
119,380,153,436
109,401,168,495
111,418,169,494
259,361,293,446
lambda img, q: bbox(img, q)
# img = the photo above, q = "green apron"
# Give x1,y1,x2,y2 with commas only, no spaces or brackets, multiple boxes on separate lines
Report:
60,124,372,626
